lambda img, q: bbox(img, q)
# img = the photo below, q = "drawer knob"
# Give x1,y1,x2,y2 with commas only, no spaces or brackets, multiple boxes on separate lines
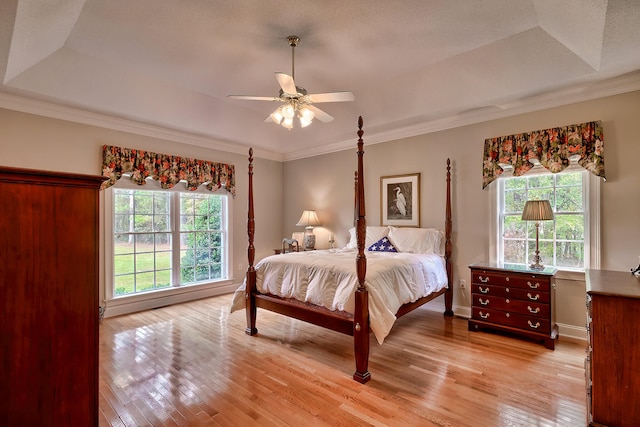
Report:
506,298,510,303
506,313,510,318
527,293,540,301
528,320,541,329
505,287,510,293
527,306,540,314
479,311,490,319
479,298,489,306
527,281,540,289
479,286,489,294
505,277,510,282
479,276,489,283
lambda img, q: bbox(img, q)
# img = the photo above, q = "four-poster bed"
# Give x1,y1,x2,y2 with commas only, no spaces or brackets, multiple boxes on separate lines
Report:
238,116,453,383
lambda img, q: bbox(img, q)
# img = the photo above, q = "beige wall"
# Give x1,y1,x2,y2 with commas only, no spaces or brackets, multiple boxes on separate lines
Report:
0,108,284,304
2,90,638,334
284,90,640,338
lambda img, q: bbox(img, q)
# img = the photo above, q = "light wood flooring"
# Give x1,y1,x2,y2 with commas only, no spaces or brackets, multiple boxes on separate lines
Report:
99,294,587,426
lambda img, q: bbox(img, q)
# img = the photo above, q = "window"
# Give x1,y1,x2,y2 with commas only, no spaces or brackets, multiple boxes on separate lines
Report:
110,188,229,297
495,167,600,272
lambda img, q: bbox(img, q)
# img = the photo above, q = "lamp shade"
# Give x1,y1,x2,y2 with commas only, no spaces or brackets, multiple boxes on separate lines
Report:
296,210,321,228
521,200,554,221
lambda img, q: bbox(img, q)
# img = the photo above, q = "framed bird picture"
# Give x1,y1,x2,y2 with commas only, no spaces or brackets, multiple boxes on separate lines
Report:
380,173,420,227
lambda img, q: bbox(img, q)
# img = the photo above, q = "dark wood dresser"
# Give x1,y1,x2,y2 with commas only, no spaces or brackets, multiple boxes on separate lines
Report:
0,167,105,426
586,269,640,427
469,262,558,349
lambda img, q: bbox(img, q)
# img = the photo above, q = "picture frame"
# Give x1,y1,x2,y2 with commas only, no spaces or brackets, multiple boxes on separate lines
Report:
380,173,420,227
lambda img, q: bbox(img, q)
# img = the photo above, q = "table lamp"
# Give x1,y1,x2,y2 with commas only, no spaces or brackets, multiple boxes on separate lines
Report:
296,210,321,250
521,200,554,270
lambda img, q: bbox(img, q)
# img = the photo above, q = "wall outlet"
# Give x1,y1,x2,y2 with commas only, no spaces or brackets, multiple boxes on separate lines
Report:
459,279,466,289
238,263,243,271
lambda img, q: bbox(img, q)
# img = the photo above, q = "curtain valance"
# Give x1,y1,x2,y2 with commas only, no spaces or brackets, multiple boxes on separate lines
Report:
482,120,605,189
101,145,235,196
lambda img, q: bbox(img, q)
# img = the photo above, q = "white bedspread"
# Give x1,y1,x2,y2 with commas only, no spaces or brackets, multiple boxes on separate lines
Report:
230,248,448,344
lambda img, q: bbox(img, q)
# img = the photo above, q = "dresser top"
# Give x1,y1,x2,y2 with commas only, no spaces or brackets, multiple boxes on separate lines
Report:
469,262,557,277
586,269,640,299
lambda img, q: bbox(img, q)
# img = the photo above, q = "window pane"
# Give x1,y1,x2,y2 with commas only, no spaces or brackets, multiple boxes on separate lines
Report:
136,252,155,272
555,214,584,240
503,215,525,238
113,214,131,233
114,253,134,275
527,175,553,188
504,191,527,214
136,272,155,292
153,214,170,231
134,214,153,232
504,177,526,190
114,275,134,296
556,172,581,186
504,239,526,264
134,193,153,214
556,241,584,268
153,194,169,214
195,265,210,282
556,187,582,212
156,270,171,289
195,232,210,248
210,247,221,263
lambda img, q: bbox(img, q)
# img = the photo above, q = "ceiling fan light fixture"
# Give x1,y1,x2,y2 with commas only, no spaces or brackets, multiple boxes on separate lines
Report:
282,104,295,119
282,117,294,129
269,108,284,124
299,107,314,127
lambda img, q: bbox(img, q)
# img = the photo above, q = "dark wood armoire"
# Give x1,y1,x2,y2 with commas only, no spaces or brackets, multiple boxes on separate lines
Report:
586,269,640,427
0,166,105,426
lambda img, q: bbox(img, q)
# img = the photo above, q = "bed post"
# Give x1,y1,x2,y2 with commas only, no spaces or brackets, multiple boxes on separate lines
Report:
444,158,454,317
353,116,371,383
245,148,258,335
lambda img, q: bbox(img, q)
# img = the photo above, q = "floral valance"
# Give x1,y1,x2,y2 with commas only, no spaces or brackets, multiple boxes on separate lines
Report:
101,145,235,196
482,120,605,189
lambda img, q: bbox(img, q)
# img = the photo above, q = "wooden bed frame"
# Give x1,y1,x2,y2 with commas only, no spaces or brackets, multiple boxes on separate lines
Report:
244,116,453,383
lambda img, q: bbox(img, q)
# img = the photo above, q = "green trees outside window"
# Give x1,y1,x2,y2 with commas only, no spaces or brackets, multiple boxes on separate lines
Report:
501,171,585,270
112,189,227,296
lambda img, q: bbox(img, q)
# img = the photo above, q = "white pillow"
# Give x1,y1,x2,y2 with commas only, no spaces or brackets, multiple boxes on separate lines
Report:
346,226,389,249
388,226,444,255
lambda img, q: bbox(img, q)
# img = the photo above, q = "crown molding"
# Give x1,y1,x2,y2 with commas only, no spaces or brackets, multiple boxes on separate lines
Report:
283,70,640,161
0,92,283,162
2,70,639,163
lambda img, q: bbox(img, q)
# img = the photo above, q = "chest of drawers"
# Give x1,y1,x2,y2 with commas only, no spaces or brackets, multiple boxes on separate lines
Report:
468,263,558,350
586,269,640,426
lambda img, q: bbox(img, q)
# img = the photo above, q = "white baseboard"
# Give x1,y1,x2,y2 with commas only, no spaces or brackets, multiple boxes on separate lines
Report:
422,301,471,318
556,322,587,342
103,282,239,318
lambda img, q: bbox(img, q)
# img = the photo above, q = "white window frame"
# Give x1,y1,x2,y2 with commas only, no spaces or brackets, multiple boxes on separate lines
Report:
103,178,234,316
489,164,601,279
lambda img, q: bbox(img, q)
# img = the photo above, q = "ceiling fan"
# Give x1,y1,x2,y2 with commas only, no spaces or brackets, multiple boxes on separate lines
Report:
228,35,355,129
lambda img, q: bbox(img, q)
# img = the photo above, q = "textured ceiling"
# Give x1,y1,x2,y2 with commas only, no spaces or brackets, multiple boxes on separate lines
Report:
1,0,640,161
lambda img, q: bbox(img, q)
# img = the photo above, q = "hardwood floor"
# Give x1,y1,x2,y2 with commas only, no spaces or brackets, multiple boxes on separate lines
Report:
99,294,587,426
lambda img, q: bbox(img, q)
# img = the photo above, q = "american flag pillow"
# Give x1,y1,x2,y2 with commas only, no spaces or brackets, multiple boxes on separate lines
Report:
367,236,398,252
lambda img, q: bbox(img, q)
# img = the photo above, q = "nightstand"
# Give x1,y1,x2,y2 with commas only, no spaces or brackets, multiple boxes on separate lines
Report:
468,262,558,350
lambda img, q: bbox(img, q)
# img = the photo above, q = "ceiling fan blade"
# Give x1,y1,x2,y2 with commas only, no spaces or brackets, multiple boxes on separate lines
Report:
307,105,334,123
228,95,280,101
275,72,297,95
308,91,355,103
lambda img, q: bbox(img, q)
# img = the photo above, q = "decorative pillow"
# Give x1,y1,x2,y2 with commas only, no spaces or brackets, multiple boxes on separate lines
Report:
388,226,444,255
367,237,398,252
346,226,389,249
